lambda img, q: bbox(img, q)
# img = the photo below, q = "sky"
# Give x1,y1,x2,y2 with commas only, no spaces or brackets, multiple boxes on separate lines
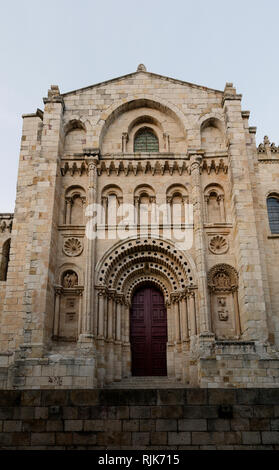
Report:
0,0,278,212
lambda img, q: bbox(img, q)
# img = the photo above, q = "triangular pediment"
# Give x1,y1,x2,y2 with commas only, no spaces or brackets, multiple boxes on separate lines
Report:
62,67,223,96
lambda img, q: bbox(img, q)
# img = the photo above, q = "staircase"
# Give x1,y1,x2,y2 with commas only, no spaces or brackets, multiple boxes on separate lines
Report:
105,376,189,389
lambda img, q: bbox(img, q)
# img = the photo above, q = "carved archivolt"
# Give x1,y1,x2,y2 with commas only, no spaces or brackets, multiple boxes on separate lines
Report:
63,238,83,257
208,235,229,254
208,264,238,292
95,236,197,305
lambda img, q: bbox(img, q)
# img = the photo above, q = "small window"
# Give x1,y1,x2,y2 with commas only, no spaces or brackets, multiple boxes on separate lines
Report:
267,196,279,233
134,127,159,152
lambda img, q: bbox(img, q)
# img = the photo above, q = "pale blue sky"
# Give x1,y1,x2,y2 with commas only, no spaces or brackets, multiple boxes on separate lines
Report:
0,0,278,211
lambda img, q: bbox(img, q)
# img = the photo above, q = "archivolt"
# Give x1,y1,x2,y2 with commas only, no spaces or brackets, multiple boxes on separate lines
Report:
96,236,196,303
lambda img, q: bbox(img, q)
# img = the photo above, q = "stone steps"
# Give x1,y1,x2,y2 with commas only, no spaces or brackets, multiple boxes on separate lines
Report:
105,376,189,388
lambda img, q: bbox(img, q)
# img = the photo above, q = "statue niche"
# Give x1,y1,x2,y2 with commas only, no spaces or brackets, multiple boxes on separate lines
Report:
53,270,83,342
208,264,241,339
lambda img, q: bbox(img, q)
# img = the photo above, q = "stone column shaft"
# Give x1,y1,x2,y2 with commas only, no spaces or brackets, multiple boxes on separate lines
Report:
174,300,180,342
116,301,122,341
53,290,61,338
190,153,211,333
97,292,105,338
188,293,197,337
180,296,189,341
81,154,99,340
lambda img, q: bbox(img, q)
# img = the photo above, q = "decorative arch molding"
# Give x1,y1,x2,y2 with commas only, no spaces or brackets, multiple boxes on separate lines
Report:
96,235,197,292
166,183,189,203
97,95,189,149
101,184,123,200
127,114,164,136
204,183,225,197
208,263,238,292
124,275,171,306
134,183,156,199
116,262,178,297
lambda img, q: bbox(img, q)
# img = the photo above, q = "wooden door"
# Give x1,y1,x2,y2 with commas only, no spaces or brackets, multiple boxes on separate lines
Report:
130,286,167,376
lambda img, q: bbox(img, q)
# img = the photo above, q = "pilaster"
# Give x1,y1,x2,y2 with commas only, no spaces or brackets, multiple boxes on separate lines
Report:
189,150,211,334
223,82,268,341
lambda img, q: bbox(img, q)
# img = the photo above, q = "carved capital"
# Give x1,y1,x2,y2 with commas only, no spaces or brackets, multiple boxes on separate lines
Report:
54,285,63,296
85,156,99,171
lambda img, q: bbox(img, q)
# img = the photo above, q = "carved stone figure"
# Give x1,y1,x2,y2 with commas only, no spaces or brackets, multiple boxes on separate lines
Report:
63,271,78,288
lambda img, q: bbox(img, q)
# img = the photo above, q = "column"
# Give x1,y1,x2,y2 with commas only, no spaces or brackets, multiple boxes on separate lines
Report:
53,287,62,339
114,296,122,381
166,300,175,377
218,194,226,222
106,292,114,384
78,289,83,336
122,132,128,153
180,294,189,342
96,288,106,387
173,297,180,343
204,195,209,223
65,197,72,224
187,291,197,337
189,152,211,333
97,289,106,338
122,302,131,378
79,152,99,343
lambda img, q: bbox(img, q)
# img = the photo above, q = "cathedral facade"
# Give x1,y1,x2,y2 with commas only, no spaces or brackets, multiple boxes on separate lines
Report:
0,65,279,389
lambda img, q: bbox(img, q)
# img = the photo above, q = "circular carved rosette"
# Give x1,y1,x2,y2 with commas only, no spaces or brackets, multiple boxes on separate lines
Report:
63,237,83,257
209,235,229,255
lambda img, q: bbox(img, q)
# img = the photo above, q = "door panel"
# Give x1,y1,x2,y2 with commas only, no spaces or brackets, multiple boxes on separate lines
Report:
130,286,167,376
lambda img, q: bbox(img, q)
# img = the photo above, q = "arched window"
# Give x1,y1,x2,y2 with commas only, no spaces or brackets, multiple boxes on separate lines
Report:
267,195,279,233
64,186,86,225
204,184,226,224
0,238,11,281
134,127,159,152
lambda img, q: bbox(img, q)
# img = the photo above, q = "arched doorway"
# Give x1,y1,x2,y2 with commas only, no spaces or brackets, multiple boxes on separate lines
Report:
130,286,167,376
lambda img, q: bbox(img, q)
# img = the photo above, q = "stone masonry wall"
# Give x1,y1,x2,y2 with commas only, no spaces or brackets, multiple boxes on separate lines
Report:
0,388,279,449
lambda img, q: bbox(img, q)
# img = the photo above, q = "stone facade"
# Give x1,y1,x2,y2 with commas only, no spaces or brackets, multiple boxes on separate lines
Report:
0,388,279,449
0,65,279,389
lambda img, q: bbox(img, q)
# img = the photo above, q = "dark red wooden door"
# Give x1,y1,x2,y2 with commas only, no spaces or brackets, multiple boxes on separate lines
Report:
130,286,167,376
